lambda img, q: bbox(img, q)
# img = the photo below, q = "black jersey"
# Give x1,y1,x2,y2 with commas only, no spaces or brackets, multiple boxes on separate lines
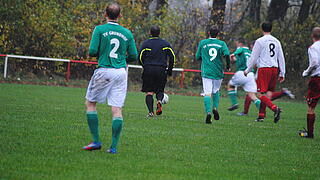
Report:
139,37,175,71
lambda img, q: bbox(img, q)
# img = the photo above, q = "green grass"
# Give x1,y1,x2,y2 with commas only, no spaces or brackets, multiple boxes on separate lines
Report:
0,83,319,180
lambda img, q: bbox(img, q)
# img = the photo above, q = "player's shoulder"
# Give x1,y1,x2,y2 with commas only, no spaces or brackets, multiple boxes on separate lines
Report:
159,38,171,46
117,25,133,36
309,41,320,49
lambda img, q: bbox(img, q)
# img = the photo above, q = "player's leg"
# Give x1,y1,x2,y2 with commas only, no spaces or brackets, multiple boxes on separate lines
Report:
212,79,222,120
243,74,261,110
145,92,154,117
155,92,164,115
106,68,127,153
247,92,261,109
109,106,123,153
260,68,282,123
255,68,270,122
306,105,316,138
227,74,239,111
83,69,110,150
83,100,101,150
238,94,251,116
202,77,213,123
142,67,155,117
256,68,281,122
271,88,295,101
300,77,320,138
155,68,167,115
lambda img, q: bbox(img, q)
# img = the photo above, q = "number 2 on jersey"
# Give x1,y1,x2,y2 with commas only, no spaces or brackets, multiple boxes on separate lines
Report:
110,38,120,58
209,48,217,61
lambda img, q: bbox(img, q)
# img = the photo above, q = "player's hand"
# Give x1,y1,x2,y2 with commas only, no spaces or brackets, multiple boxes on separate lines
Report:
302,70,309,77
230,54,236,61
278,76,285,83
167,69,173,76
243,71,248,76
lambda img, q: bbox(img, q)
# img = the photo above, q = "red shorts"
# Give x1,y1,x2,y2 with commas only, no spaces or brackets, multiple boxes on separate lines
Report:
307,77,320,108
256,67,279,93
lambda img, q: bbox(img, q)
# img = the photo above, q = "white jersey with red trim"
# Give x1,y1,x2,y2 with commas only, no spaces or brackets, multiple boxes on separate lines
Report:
245,34,286,77
303,41,320,77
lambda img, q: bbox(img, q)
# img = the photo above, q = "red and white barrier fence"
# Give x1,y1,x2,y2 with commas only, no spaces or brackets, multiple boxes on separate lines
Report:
0,54,234,88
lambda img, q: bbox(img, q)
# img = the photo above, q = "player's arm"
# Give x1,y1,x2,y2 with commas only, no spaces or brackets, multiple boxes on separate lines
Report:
164,45,176,76
138,43,146,65
277,42,286,82
139,43,151,66
89,27,100,57
222,42,231,71
231,48,242,62
303,47,319,77
195,41,202,61
127,36,138,63
244,41,260,75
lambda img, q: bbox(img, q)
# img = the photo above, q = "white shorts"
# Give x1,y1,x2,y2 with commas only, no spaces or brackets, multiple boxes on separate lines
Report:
85,68,127,107
202,77,223,95
228,71,257,93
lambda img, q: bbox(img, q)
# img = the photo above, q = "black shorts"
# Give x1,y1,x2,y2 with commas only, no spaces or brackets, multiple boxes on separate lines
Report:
141,66,167,93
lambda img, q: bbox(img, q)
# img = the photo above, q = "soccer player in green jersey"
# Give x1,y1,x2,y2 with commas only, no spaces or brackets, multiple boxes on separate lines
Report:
227,38,261,112
82,3,138,153
196,27,230,124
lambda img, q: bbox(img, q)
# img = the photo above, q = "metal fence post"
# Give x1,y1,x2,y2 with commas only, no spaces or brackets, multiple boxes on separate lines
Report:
180,71,185,88
66,62,71,81
4,56,8,78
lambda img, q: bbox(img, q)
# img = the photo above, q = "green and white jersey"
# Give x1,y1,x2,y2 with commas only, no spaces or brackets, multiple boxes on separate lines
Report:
196,38,230,79
89,22,138,68
233,47,252,71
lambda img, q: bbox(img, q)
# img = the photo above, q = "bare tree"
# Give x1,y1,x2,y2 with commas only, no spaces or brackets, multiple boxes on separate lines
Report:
207,0,227,31
249,0,261,23
267,0,289,22
155,0,167,16
298,0,313,24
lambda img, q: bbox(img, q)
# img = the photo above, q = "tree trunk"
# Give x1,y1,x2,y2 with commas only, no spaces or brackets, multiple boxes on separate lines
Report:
249,0,261,23
298,0,313,24
155,0,167,16
267,0,289,22
207,0,227,32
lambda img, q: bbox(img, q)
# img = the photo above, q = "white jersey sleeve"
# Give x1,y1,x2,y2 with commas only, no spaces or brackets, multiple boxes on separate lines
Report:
277,42,286,77
245,41,260,74
303,41,320,77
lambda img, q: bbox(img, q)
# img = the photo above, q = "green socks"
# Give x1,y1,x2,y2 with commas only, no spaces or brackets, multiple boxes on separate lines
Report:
204,96,212,113
254,99,261,109
228,90,238,105
86,111,100,143
212,92,220,110
111,117,123,149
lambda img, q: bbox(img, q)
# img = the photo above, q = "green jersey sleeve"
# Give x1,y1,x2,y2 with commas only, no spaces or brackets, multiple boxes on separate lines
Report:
222,42,230,56
233,48,243,55
195,41,202,60
89,27,100,57
126,34,138,62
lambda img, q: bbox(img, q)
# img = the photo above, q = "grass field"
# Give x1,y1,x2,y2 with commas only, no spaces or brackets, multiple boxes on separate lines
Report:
0,83,319,179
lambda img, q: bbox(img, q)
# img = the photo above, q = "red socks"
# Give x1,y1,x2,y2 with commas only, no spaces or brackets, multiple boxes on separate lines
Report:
307,114,315,136
260,95,277,112
258,102,267,118
243,94,251,114
271,91,284,101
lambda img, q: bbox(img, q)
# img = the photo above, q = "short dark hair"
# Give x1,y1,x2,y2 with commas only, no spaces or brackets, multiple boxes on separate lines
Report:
261,22,272,32
209,27,219,38
150,25,160,37
105,3,121,20
312,27,320,40
237,38,246,45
